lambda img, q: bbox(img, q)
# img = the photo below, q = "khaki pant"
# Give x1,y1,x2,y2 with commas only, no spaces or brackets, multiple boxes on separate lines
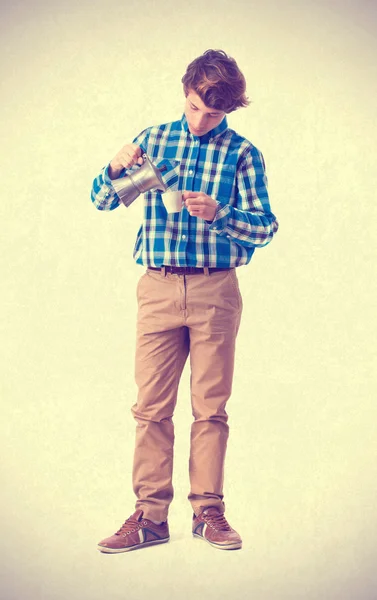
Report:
131,267,243,521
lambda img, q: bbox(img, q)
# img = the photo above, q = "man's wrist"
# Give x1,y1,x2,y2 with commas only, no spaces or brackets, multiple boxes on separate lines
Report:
206,201,221,223
108,163,123,180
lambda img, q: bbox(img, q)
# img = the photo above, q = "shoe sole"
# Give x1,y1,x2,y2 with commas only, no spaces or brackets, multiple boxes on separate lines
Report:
98,537,170,553
192,533,242,550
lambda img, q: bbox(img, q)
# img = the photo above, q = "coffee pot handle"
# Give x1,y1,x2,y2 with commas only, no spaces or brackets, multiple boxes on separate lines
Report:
141,153,167,173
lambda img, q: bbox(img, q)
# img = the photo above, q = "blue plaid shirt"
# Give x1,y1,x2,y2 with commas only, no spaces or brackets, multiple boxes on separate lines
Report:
91,114,278,268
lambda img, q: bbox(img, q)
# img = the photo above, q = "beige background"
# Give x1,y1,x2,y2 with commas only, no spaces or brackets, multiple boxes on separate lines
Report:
1,0,377,598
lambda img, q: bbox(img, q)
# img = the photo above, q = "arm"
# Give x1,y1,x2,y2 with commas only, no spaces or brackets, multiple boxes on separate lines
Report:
183,146,278,248
208,147,278,248
90,128,150,211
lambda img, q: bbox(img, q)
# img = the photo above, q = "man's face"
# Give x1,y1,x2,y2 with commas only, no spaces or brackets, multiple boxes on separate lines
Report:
184,90,226,136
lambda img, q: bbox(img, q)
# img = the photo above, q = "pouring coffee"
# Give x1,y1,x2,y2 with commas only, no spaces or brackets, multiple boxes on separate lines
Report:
111,154,168,207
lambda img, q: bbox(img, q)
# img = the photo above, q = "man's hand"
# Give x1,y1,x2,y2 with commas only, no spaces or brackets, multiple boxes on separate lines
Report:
108,144,144,179
183,192,217,222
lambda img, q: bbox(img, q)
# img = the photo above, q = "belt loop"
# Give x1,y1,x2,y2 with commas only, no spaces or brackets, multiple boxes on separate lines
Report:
204,267,210,277
161,266,166,277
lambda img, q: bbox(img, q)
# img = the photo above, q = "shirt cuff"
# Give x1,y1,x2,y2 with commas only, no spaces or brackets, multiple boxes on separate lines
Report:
102,164,112,186
207,202,231,233
100,165,121,207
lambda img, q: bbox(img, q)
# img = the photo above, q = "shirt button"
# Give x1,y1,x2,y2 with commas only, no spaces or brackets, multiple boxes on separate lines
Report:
182,234,187,239
188,170,193,175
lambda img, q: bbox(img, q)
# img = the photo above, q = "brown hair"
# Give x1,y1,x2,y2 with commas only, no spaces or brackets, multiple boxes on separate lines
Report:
181,49,250,113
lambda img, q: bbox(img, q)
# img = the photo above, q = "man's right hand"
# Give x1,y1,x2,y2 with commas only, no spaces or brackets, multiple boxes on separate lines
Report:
108,144,144,179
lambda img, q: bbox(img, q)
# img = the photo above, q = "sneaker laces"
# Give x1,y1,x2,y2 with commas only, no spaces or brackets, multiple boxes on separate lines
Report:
116,514,142,536
204,512,232,531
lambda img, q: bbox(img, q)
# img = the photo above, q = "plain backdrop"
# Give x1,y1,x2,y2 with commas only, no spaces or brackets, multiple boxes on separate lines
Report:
1,0,377,599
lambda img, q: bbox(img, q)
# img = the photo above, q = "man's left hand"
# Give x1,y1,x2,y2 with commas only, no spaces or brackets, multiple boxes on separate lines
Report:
183,192,217,222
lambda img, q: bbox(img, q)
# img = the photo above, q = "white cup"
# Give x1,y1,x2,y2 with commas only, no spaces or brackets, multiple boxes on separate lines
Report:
162,190,183,213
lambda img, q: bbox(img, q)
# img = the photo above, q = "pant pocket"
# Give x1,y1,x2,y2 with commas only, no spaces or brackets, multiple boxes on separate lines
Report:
226,269,243,310
136,271,148,300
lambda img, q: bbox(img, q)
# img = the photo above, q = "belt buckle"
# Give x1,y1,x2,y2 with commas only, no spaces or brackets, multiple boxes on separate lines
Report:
166,266,178,274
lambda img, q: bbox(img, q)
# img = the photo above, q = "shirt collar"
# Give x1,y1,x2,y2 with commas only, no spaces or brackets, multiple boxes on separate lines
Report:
181,114,228,141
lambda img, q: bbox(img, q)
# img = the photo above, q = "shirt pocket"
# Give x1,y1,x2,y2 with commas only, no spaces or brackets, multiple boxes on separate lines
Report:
206,163,237,201
155,158,181,191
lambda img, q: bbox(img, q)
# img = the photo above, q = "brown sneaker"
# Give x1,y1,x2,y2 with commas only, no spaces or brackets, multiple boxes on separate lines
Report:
98,510,169,553
192,507,242,550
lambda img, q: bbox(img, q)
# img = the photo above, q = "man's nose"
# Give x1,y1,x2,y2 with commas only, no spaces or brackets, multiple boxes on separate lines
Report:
194,114,205,128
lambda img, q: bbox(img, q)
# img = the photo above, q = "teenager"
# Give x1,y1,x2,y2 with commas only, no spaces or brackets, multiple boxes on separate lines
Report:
91,49,278,552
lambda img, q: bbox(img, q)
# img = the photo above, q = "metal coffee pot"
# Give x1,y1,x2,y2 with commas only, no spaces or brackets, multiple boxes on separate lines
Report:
111,153,168,207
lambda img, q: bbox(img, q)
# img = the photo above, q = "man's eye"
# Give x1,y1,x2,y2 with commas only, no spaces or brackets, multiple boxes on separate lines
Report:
191,106,198,111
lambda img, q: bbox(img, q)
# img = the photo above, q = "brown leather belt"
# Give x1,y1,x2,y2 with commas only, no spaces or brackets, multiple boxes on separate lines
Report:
147,266,231,275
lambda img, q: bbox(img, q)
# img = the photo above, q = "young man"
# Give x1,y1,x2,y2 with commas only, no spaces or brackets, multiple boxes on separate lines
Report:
91,49,278,553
